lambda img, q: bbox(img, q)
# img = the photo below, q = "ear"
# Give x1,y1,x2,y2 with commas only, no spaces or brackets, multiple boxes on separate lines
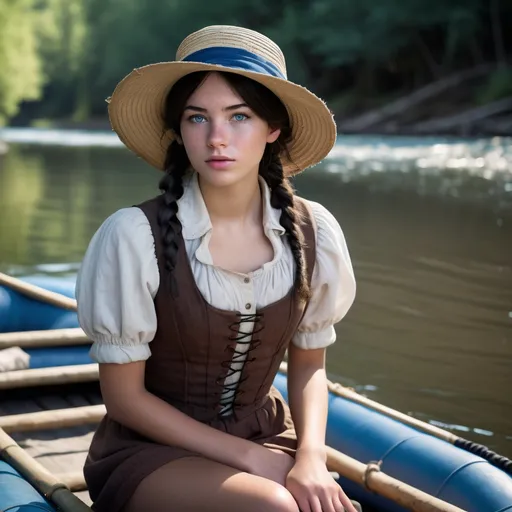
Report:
266,127,281,144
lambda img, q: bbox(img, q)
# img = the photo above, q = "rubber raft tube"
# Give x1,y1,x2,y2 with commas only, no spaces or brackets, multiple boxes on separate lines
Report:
1,276,512,512
0,460,56,511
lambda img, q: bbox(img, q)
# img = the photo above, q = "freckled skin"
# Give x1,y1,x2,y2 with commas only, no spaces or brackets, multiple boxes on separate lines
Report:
179,72,280,189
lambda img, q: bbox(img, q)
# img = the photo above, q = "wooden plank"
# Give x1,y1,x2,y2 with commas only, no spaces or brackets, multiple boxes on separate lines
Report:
32,394,95,437
1,392,95,491
66,393,94,408
35,393,75,410
0,389,95,509
17,430,94,476
0,397,43,415
74,491,93,507
85,392,103,405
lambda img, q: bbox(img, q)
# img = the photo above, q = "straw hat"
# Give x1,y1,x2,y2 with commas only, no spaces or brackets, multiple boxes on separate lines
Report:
107,25,336,175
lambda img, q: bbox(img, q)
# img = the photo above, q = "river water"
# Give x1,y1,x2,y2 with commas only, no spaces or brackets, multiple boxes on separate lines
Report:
0,128,511,457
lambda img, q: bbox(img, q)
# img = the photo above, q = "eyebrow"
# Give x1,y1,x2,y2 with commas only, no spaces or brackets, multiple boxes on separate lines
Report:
183,103,249,112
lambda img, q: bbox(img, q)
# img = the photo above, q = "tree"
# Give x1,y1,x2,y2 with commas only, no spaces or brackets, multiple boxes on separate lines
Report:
0,0,43,124
35,0,88,119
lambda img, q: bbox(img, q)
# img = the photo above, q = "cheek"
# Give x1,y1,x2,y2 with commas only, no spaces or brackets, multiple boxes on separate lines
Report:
180,125,203,154
236,125,269,152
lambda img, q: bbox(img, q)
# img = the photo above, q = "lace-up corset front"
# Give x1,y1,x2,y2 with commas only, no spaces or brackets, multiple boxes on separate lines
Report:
217,313,263,415
137,194,316,423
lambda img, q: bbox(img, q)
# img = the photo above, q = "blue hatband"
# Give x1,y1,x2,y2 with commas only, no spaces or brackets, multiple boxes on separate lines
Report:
182,46,285,80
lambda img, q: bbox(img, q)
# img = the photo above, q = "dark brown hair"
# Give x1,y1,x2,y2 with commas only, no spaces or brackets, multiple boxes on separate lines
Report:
158,71,309,301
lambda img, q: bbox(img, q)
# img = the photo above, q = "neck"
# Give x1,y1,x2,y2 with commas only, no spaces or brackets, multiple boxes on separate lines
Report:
198,173,262,227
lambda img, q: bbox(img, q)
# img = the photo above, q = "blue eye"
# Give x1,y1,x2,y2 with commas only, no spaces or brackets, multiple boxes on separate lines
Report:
189,114,206,123
233,113,248,122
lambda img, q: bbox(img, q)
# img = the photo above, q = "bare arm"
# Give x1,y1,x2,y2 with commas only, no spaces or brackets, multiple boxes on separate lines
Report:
283,202,358,511
99,361,263,472
286,344,329,461
286,345,357,512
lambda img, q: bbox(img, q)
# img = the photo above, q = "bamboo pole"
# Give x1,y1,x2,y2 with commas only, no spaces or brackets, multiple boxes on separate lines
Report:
0,364,98,389
0,361,497,473
0,327,89,349
0,405,106,433
327,381,458,444
2,420,464,512
0,428,92,511
325,446,465,512
0,375,469,510
279,362,458,444
0,272,77,311
0,270,464,446
0,361,466,443
56,472,89,493
0,360,487,458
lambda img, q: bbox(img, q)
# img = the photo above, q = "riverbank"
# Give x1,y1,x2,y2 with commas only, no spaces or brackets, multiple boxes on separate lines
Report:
41,110,512,139
331,65,512,137
23,100,512,139
6,65,512,138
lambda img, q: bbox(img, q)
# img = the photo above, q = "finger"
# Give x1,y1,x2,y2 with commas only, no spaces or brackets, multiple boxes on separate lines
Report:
338,488,359,512
309,494,323,512
331,494,345,512
293,494,311,512
318,492,337,512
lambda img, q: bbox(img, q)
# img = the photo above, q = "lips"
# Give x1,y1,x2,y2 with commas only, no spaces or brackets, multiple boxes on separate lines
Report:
206,157,234,162
205,156,235,170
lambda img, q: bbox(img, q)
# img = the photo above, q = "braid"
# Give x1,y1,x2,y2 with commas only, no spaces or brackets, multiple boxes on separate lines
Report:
261,145,310,302
157,140,190,295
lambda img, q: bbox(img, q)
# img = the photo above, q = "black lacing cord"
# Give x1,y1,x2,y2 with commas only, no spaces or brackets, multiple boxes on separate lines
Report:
216,313,263,415
454,438,512,475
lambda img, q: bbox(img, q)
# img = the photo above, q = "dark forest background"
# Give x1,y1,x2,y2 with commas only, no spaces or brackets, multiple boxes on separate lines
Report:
1,0,511,134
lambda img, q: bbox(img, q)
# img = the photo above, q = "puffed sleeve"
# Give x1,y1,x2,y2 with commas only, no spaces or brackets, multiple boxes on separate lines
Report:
75,207,160,363
292,201,356,349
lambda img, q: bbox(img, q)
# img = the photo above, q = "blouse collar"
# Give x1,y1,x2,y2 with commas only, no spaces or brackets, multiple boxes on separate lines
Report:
176,171,285,241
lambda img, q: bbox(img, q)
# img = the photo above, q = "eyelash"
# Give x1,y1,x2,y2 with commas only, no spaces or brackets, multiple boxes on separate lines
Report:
188,113,250,123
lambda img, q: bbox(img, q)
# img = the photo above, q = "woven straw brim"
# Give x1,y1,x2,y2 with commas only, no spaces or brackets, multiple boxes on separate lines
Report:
108,62,336,175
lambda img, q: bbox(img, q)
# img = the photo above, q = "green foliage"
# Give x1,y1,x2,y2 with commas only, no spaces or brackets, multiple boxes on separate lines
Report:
34,0,87,118
36,0,86,78
0,0,42,125
303,0,482,67
0,0,510,124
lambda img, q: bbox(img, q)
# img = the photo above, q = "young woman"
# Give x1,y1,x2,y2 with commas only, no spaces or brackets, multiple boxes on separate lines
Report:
76,25,357,512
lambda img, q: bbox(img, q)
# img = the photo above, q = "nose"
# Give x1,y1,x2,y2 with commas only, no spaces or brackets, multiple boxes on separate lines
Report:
207,119,228,149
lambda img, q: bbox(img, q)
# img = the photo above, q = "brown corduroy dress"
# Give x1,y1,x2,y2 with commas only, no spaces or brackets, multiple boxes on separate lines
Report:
83,195,317,512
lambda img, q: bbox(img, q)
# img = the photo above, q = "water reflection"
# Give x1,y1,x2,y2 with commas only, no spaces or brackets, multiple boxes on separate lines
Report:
0,130,510,457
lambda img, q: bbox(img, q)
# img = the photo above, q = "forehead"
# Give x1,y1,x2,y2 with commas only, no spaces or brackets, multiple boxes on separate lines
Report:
186,72,244,106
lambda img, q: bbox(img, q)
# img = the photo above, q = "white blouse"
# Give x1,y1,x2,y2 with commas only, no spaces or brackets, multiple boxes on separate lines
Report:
76,173,356,377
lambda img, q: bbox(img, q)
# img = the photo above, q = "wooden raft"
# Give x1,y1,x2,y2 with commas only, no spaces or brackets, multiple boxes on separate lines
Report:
0,386,102,507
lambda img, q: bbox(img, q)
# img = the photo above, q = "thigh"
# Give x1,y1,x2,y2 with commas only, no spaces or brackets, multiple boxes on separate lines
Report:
122,456,300,512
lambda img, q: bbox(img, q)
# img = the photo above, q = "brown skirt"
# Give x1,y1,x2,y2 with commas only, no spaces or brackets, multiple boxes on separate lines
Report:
84,387,297,512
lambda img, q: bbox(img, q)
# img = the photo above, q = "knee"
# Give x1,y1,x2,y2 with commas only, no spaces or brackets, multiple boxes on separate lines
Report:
264,484,300,512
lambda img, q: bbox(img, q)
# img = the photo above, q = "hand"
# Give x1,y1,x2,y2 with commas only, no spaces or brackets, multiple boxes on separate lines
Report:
286,451,358,512
246,445,295,486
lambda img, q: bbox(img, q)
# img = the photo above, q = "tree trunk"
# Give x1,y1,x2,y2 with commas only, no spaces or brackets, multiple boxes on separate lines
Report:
337,64,494,132
414,32,443,79
490,0,506,67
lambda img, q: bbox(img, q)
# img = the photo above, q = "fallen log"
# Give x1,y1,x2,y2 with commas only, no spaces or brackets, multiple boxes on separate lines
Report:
338,64,494,131
409,96,512,133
